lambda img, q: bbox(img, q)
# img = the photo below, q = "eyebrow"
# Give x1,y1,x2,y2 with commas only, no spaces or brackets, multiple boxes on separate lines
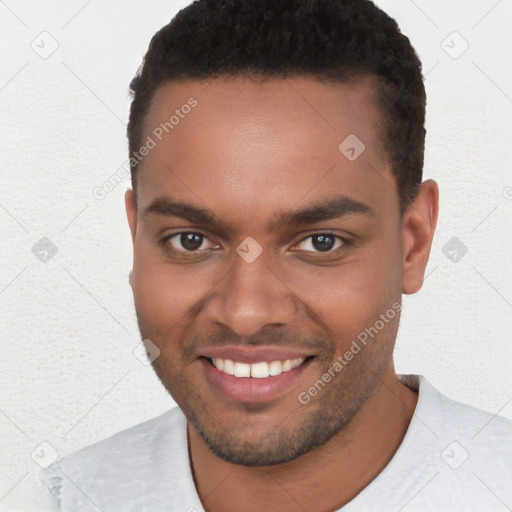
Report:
141,197,232,233
270,195,374,230
141,194,374,232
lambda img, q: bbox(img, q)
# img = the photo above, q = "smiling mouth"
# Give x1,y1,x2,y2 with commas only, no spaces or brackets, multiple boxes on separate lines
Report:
206,356,309,378
200,354,315,403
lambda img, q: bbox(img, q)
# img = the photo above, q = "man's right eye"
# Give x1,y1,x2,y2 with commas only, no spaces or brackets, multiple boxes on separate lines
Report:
160,232,219,253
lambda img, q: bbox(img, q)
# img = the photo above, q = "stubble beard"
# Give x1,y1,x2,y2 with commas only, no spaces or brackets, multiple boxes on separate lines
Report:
151,341,391,467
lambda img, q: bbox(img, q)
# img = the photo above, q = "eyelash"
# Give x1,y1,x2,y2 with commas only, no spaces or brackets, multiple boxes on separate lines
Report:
159,231,351,257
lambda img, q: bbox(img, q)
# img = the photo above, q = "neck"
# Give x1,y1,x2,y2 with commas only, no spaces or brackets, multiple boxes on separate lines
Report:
188,368,418,512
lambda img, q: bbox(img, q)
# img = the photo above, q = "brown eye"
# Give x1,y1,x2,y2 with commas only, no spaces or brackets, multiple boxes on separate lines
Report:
179,233,204,251
311,234,335,252
163,232,215,253
296,233,345,253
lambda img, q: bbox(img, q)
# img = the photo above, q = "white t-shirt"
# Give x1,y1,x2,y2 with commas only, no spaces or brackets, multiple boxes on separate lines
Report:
41,375,512,511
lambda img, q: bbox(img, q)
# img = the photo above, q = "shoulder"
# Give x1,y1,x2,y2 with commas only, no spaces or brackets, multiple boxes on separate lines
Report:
345,375,512,511
414,374,512,442
43,407,193,511
62,406,185,468
400,375,512,509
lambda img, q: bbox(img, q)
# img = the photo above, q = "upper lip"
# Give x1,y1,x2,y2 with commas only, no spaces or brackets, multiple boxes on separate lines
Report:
200,346,313,364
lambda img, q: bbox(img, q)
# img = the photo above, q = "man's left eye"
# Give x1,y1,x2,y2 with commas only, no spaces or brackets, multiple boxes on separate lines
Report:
294,233,346,253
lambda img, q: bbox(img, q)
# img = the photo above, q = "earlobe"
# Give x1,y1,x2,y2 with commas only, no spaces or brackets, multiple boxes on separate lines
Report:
125,188,137,242
401,180,439,294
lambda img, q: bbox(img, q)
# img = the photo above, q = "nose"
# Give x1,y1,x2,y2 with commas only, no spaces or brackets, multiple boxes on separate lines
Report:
204,251,298,338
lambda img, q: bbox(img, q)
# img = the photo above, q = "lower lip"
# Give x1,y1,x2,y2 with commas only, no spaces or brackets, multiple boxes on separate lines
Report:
200,357,313,404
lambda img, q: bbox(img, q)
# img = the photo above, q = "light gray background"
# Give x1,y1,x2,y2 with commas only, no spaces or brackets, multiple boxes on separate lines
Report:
1,0,511,509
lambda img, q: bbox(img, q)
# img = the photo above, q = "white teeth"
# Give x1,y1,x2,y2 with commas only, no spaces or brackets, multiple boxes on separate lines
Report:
211,357,305,378
250,362,269,378
282,359,292,372
222,359,235,375
268,360,282,376
233,362,251,377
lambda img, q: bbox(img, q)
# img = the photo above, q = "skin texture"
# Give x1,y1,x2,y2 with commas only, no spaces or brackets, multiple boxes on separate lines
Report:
125,76,439,511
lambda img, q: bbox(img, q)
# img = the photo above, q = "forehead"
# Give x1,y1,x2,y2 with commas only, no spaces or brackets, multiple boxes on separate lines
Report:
136,76,396,224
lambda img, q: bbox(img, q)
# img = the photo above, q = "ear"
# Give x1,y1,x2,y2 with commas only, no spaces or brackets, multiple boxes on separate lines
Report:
125,188,137,242
401,180,439,294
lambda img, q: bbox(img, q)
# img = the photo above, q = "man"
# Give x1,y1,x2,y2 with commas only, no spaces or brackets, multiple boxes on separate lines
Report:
44,0,512,510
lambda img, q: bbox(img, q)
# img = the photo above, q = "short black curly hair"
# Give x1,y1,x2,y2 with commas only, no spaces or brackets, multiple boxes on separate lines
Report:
128,0,426,214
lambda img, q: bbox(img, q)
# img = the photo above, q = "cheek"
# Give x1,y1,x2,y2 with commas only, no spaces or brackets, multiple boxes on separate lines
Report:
275,243,401,342
131,241,219,335
131,241,184,328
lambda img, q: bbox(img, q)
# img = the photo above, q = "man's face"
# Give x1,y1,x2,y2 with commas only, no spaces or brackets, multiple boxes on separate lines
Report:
127,76,406,465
